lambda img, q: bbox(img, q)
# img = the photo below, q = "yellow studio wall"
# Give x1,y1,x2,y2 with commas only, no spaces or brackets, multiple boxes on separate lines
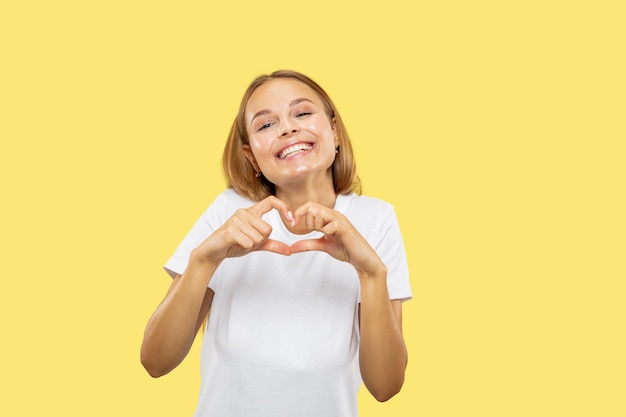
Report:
1,1,624,416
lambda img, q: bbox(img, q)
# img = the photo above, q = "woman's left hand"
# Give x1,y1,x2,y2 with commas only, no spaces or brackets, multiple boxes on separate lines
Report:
291,202,406,401
289,202,385,278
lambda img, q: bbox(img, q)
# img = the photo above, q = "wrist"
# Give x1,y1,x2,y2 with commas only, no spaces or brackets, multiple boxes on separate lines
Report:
357,262,387,284
189,248,223,270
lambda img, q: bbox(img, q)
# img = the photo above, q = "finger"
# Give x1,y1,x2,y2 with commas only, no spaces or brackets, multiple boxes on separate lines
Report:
313,210,327,230
222,226,262,251
290,238,326,254
238,209,273,237
293,203,337,231
319,221,339,236
304,209,314,231
229,210,271,242
229,233,256,251
296,205,320,231
291,202,312,228
257,239,292,256
250,195,294,224
307,208,330,232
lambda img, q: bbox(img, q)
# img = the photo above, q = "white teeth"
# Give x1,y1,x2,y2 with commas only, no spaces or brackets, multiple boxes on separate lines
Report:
279,143,312,159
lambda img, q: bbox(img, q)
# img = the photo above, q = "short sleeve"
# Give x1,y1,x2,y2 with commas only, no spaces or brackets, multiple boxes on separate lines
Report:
163,191,234,279
163,208,215,279
375,207,413,302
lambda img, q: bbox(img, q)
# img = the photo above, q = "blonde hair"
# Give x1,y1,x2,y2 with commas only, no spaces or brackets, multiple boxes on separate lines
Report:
222,70,361,201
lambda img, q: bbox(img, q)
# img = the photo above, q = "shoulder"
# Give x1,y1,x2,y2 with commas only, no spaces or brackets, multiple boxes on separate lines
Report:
213,188,256,209
337,193,398,234
198,188,256,225
338,193,395,216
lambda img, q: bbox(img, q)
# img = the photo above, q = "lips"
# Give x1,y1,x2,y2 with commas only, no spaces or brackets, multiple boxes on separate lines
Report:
277,142,314,159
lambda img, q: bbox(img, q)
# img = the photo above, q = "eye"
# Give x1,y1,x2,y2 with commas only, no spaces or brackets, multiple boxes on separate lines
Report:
255,119,276,131
258,122,273,131
296,111,312,118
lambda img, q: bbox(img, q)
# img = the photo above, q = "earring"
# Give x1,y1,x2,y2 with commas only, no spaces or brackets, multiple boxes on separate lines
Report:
335,147,339,154
255,171,262,178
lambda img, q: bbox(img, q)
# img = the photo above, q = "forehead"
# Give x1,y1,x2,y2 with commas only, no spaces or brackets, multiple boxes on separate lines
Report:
245,78,321,115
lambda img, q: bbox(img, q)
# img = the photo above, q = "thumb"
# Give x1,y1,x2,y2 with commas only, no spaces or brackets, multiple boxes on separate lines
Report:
256,239,292,256
290,238,326,254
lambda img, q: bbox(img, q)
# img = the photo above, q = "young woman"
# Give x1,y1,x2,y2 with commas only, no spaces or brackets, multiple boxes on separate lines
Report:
141,70,412,417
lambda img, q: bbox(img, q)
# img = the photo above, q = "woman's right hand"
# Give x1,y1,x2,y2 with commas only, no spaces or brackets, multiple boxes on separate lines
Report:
191,195,293,265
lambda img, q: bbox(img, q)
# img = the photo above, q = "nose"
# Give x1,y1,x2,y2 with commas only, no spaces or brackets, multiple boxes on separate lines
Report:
279,120,299,137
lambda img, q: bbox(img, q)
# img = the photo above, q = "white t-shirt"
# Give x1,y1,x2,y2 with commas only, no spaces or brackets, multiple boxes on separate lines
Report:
164,188,412,417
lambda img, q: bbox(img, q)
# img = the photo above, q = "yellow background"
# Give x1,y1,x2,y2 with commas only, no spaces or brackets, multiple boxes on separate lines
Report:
1,1,624,416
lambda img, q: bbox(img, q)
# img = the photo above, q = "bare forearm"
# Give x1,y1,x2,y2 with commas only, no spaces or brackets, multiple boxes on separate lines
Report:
358,269,407,402
141,254,218,377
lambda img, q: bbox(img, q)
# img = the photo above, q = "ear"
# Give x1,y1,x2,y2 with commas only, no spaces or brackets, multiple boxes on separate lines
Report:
242,144,260,172
331,118,339,148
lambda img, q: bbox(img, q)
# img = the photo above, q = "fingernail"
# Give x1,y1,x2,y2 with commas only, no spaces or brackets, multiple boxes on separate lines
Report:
287,210,293,221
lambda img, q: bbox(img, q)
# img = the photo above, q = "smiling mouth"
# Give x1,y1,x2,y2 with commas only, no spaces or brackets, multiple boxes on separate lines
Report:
277,143,314,159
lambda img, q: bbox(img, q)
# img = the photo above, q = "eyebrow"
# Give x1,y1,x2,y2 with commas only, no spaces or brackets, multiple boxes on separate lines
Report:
250,98,314,124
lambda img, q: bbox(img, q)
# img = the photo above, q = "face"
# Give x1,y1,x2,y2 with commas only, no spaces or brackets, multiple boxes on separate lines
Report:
243,78,338,188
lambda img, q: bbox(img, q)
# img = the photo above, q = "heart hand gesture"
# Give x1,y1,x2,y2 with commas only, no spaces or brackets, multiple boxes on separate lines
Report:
290,202,386,278
192,196,293,265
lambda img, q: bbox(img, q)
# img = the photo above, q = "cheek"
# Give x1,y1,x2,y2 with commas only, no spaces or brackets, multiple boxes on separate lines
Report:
249,135,272,154
307,118,333,137
247,138,277,170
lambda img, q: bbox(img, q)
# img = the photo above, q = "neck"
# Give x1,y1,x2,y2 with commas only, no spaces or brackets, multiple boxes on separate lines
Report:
276,184,337,211
275,177,337,235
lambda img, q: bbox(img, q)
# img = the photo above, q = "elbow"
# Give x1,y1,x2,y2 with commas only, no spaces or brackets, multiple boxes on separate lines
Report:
365,357,408,402
143,363,168,378
372,383,403,403
141,355,167,378
374,392,396,403
140,346,172,378
367,374,405,403
141,358,171,378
